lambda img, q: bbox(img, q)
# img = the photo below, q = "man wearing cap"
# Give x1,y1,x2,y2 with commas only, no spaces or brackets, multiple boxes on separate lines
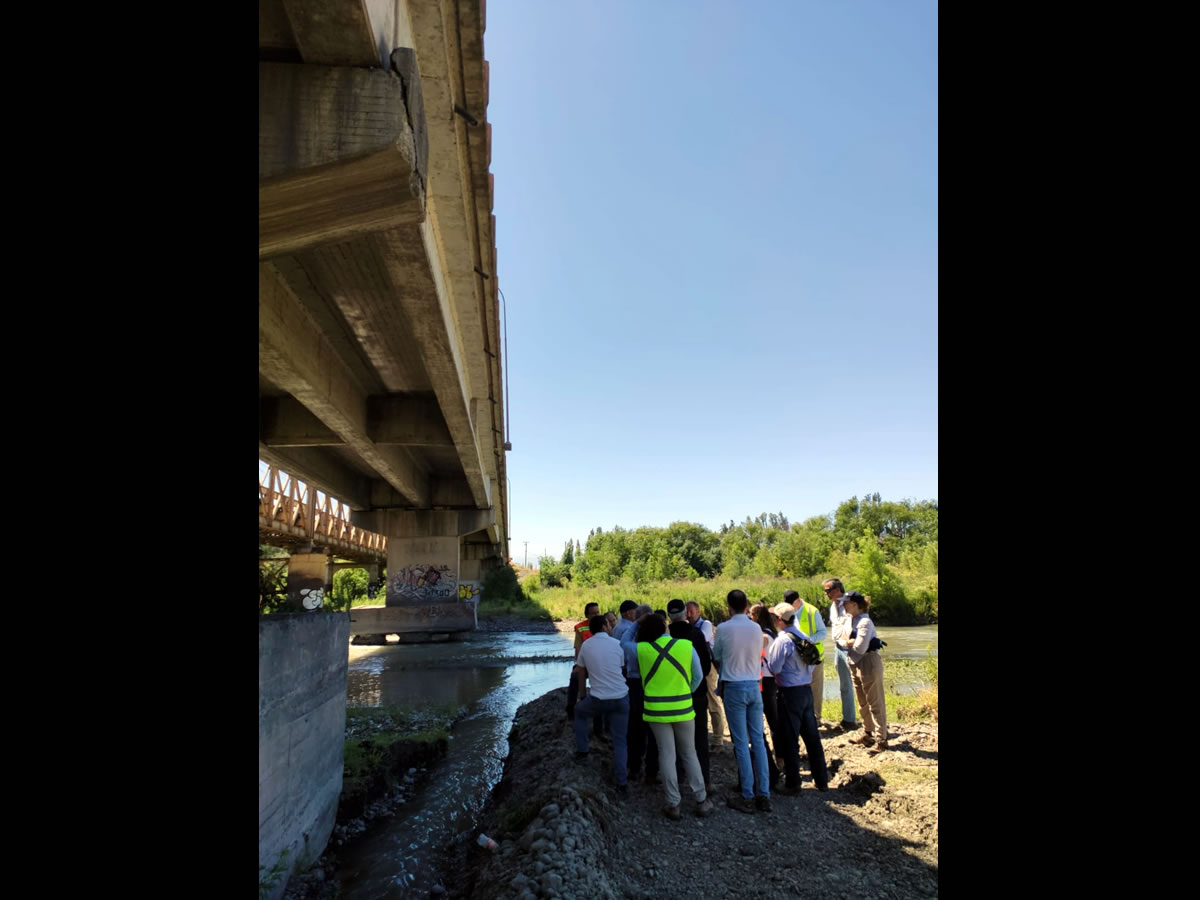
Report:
667,598,712,791
619,604,659,783
686,600,727,749
711,590,772,813
612,600,639,643
786,589,827,726
823,578,858,730
765,603,830,793
574,614,631,792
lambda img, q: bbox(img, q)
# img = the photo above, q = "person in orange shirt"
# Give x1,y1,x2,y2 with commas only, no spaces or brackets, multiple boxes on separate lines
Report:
567,602,600,723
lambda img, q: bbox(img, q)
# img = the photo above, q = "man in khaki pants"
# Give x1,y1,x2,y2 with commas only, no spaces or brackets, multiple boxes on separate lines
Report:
686,601,726,747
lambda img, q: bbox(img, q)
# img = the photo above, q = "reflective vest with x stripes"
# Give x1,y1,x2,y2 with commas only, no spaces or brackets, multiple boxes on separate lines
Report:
636,636,695,723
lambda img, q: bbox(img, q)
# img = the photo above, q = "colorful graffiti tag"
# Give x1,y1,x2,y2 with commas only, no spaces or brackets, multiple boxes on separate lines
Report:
458,582,481,602
388,564,457,603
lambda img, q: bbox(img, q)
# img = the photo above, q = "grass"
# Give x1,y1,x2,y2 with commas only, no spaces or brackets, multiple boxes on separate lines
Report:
343,704,460,794
812,651,938,724
521,576,831,623
476,595,554,620
494,791,554,836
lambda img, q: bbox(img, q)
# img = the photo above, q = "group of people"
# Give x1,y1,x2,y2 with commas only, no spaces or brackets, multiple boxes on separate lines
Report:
565,577,889,818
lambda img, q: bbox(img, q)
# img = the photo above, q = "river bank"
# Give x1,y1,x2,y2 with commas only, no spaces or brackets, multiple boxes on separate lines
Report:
280,705,466,900
440,688,938,899
279,617,935,898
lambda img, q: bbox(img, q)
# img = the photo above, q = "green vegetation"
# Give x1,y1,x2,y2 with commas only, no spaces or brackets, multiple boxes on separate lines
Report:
522,494,937,626
259,848,289,899
259,547,386,614
494,791,555,836
343,705,459,795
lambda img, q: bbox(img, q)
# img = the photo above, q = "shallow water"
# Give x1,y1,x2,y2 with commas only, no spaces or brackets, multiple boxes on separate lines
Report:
337,634,575,898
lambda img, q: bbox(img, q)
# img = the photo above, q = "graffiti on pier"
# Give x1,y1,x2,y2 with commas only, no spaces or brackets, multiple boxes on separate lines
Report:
458,582,481,602
389,564,456,603
298,586,325,610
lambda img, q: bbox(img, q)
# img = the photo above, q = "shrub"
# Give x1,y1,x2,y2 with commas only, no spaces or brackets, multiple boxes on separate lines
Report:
482,563,525,604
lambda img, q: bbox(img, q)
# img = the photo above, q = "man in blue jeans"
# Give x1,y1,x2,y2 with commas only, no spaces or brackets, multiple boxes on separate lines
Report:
823,578,858,730
574,613,631,792
712,589,772,813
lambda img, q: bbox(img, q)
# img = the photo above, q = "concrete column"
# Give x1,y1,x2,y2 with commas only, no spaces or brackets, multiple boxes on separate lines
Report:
365,563,381,600
287,552,330,611
385,510,461,606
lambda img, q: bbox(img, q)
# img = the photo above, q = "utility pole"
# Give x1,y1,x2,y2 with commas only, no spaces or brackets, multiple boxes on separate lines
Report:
523,541,528,567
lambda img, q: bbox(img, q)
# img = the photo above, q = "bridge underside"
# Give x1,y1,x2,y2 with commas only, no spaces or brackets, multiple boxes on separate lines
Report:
259,0,509,624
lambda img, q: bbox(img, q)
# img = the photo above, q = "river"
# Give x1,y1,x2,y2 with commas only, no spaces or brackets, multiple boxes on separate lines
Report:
333,623,937,897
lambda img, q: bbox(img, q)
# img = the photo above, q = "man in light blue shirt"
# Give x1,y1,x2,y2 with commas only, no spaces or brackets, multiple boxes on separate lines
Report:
612,600,638,643
786,588,828,724
765,603,830,793
711,589,771,813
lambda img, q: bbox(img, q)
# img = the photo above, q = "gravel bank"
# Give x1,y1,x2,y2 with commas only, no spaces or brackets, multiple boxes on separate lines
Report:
441,688,938,899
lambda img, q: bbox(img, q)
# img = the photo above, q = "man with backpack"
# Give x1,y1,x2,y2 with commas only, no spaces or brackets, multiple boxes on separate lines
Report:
786,589,827,725
765,603,830,793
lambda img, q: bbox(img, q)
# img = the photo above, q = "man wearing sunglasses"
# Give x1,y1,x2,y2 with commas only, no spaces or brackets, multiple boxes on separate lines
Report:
823,578,858,730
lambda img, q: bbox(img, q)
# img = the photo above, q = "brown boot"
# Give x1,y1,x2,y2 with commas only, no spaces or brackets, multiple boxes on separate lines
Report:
849,733,875,746
867,740,888,755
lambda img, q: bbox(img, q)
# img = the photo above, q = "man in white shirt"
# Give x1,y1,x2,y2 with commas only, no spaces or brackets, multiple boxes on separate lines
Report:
686,600,726,748
574,614,631,791
711,590,771,813
823,578,858,730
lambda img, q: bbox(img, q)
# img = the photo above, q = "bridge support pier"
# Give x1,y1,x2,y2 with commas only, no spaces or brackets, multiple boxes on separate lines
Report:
287,551,332,611
345,509,497,636
380,511,474,631
365,563,381,601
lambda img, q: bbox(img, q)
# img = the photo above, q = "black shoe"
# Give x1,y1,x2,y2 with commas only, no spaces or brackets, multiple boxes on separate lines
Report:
566,709,575,722
615,783,628,796
755,796,773,812
726,795,755,814
778,783,802,796
815,782,829,792
839,720,858,730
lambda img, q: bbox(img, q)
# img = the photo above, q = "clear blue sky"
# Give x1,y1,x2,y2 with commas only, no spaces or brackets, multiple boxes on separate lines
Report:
487,1,938,565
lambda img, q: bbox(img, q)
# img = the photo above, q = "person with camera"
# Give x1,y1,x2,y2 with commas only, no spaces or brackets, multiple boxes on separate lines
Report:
765,603,830,793
839,591,888,754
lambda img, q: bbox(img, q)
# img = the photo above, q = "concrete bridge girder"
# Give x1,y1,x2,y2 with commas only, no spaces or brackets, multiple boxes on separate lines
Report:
258,0,507,563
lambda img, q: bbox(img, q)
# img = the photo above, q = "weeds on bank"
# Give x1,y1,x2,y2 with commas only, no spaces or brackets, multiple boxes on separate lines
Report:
259,848,289,899
476,596,553,620
883,648,939,723
495,792,554,836
343,704,459,793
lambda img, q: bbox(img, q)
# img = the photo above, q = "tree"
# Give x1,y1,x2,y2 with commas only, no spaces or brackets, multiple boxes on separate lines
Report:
538,554,570,588
848,529,913,623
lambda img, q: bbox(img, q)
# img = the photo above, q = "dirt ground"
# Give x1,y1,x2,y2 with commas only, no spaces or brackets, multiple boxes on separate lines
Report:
441,688,938,899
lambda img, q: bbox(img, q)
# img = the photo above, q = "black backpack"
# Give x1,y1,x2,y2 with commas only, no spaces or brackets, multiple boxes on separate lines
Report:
785,632,823,667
